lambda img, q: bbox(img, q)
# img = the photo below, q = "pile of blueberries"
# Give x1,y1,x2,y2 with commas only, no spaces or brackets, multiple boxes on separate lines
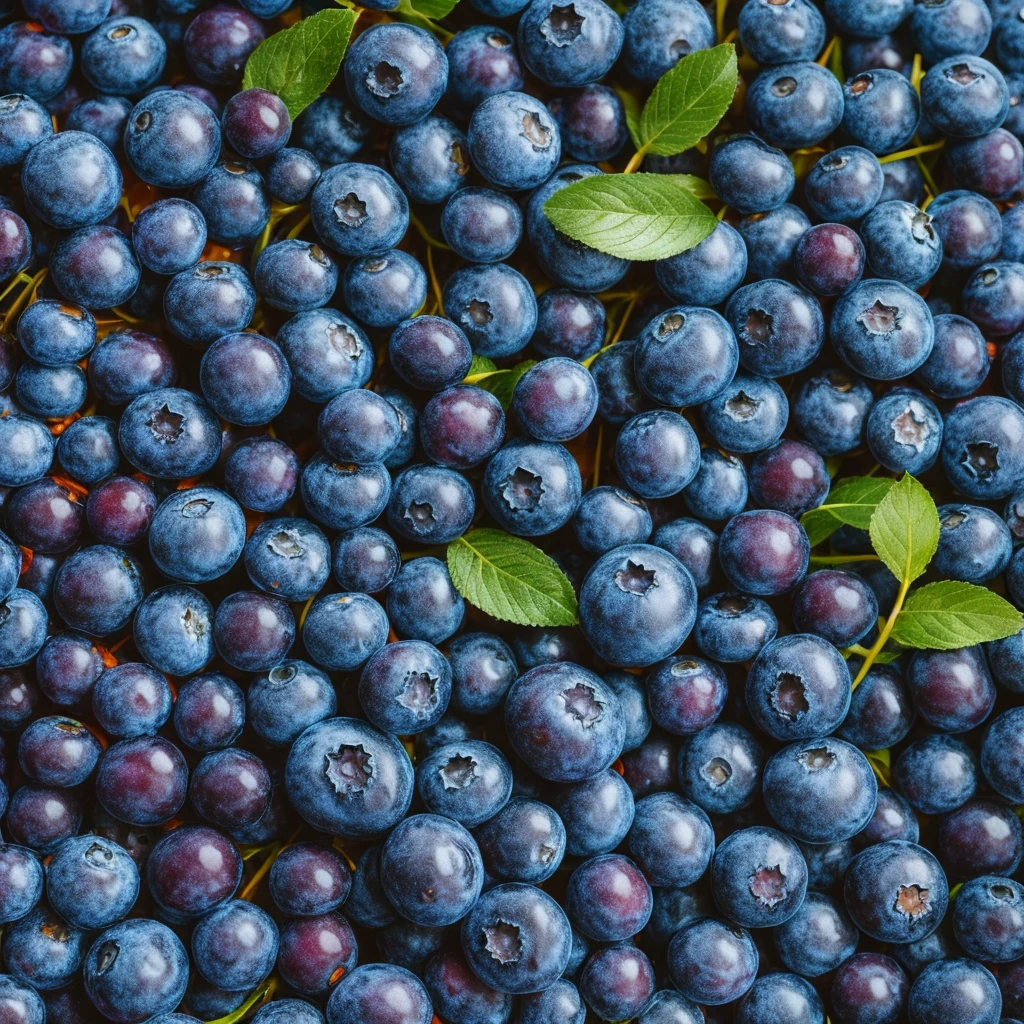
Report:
4,0,1024,1021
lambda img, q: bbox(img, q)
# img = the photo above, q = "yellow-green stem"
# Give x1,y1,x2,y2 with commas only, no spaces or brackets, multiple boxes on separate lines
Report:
808,553,880,565
623,148,647,174
851,575,910,688
878,139,944,164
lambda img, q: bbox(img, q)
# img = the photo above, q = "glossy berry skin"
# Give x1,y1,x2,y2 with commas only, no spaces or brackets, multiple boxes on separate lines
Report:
192,899,277,992
214,591,295,673
933,504,1012,584
381,814,482,927
419,386,505,469
838,664,913,751
222,88,290,159
17,715,98,788
805,145,884,222
928,189,1001,270
285,717,413,839
922,55,1009,138
0,94,53,167
53,545,144,637
469,91,561,190
894,734,977,815
943,395,1024,501
830,954,908,1024
16,300,95,369
95,736,188,827
319,389,401,466
844,840,949,943
268,842,350,919
746,633,851,741
906,645,995,733
190,159,270,248
46,834,139,931
708,135,795,215
517,0,622,87
635,304,739,408
645,655,726,738
244,519,331,603
294,94,370,167
746,61,844,148
248,660,335,748
125,90,222,188
738,0,825,64
475,796,565,883
389,316,471,393
980,707,1024,802
7,784,80,852
627,791,714,887
442,187,522,264
385,464,473,547
389,115,468,205
951,875,1024,962
50,226,140,311
311,163,409,258
939,799,1023,878
684,449,748,522
266,147,321,204
326,963,431,1024
86,476,157,547
726,279,824,378
447,633,517,717
358,639,452,736
667,917,758,1006
505,662,624,780
774,891,858,978
748,439,829,517
842,70,921,154
84,918,188,1023
146,825,242,921
550,768,634,857
580,543,697,668
443,262,538,359
445,25,523,112
415,739,511,827
906,958,1000,1024
831,279,935,380
574,486,652,554
795,222,865,296
344,252,427,330
148,488,246,584
763,738,878,843
483,438,581,536
0,23,72,102
946,129,1024,198
55,415,118,484
550,83,628,162
0,845,43,925
526,164,629,292
301,590,390,670
387,556,464,644
344,24,448,125
614,410,700,499
254,240,337,313
92,664,172,739
621,0,714,83
917,314,989,399
424,950,512,1024
702,373,789,455
580,945,655,1022
184,4,264,85
740,203,811,279
792,569,878,646
719,509,809,596
277,309,372,404
462,882,572,994
173,673,244,752
164,263,256,348
695,592,777,664
87,328,176,407
861,202,943,290
512,358,597,442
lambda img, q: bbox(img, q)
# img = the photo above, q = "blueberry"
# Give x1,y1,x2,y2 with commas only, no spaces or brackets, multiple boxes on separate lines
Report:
302,592,389,672
244,518,331,603
50,225,140,310
939,798,1023,878
148,488,245,583
913,0,991,62
7,477,85,555
746,61,844,149
7,784,80,852
192,899,278,992
311,162,408,257
580,543,697,667
667,916,758,1005
614,410,700,499
389,115,468,205
424,950,513,1024
574,486,652,554
795,222,866,296
442,187,522,264
387,556,464,644
124,89,221,188
906,958,1000,1024
254,240,337,313
861,202,943,289
636,991,704,1024
475,796,566,882
445,25,524,113
173,672,244,752
774,892,859,977
526,164,629,290
505,662,624,780
0,208,31,282
0,94,52,167
830,953,908,1024
345,251,427,330
416,739,512,827
726,279,824,378
266,147,321,204
683,449,748,522
942,396,1024,499
483,438,582,535
183,4,264,85
82,16,167,94
580,945,656,1022
917,313,990,398
549,768,634,856
221,87,290,160
301,454,391,532
534,289,604,361
53,545,143,637
419,385,506,469
55,415,118,485
739,203,811,280
907,645,995,733
708,134,795,215
621,0,714,83
92,663,173,739
946,128,1024,198
843,70,920,154
0,24,73,102
0,844,43,924
443,262,538,359
844,839,949,943
590,339,648,424
550,83,628,162
980,707,1024,802
805,145,884,223
277,913,358,997
4,905,88,992
344,23,448,125
831,279,934,380
518,979,586,1024
46,834,139,931
719,509,809,596
702,373,789,455
268,842,350,919
627,791,714,886
277,308,372,404
358,639,451,736
326,964,432,1024
253,1000,324,1024
469,91,562,190
518,0,623,87
963,260,1024,335
894,733,977,816
922,55,1009,138
738,0,825,64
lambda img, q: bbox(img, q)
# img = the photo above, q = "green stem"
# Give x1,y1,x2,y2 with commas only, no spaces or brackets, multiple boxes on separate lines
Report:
842,643,872,659
808,553,880,565
851,575,911,688
623,147,647,173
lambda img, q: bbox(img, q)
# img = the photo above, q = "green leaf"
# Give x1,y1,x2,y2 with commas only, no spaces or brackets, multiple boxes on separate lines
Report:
637,43,738,157
543,173,717,261
891,580,1024,650
463,354,497,381
868,473,939,585
408,0,458,16
447,529,579,627
242,8,356,121
827,37,844,82
473,360,537,410
800,476,895,547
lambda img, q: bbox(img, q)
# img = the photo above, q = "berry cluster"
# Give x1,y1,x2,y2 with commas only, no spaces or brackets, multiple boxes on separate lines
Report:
1,0,1024,1022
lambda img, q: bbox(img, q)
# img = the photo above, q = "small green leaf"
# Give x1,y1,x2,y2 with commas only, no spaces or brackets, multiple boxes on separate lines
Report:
463,354,497,380
474,360,537,410
869,473,939,585
447,529,579,627
637,43,738,157
863,749,892,788
543,173,717,261
408,0,458,16
827,37,844,82
243,8,356,121
800,476,895,547
891,580,1024,650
